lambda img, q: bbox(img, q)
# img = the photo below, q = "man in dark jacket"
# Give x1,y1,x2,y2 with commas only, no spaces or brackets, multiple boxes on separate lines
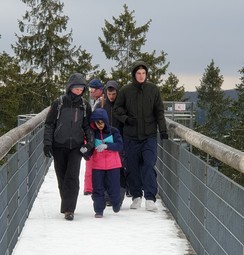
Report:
113,61,168,212
43,73,94,221
96,80,123,136
96,80,126,207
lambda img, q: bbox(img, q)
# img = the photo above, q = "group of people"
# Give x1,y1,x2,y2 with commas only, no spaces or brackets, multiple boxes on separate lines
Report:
43,60,168,220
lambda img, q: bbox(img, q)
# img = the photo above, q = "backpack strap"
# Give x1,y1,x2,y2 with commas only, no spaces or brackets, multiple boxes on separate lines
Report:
82,99,87,118
57,95,87,119
57,95,63,120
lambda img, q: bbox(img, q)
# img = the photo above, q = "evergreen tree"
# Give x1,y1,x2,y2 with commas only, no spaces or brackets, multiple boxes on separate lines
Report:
226,67,244,151
219,67,244,186
0,52,21,134
12,0,95,109
99,4,150,71
193,60,244,185
0,52,46,131
196,59,231,141
223,67,244,187
99,4,169,86
160,72,185,101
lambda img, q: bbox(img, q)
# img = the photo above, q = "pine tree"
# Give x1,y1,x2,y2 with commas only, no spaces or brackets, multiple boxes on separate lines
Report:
12,0,95,109
217,67,244,186
160,72,185,101
99,4,169,86
226,67,244,150
196,59,231,141
99,4,150,70
0,53,21,134
193,60,244,184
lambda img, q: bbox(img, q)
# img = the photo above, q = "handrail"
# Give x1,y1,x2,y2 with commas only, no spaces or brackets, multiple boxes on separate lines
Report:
0,107,50,160
166,117,244,174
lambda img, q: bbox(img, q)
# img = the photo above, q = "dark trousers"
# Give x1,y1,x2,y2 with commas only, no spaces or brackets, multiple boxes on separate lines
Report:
92,169,120,214
53,147,82,213
104,167,126,205
124,136,158,202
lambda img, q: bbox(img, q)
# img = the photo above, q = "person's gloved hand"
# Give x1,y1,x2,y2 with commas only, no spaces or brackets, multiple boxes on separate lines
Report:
96,144,108,152
126,117,137,126
160,132,169,140
80,144,94,160
44,145,53,158
80,146,88,154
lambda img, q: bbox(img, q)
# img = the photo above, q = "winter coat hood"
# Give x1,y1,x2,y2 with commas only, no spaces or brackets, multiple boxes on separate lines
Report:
90,108,110,133
66,73,87,94
131,60,148,84
104,80,119,92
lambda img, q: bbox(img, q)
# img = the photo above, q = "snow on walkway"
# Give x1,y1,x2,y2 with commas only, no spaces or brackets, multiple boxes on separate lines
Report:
13,159,193,255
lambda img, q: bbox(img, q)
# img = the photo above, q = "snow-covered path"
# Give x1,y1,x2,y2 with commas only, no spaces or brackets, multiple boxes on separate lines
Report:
13,160,194,255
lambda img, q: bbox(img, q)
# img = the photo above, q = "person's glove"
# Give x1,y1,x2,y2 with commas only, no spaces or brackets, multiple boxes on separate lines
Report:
44,145,53,158
80,146,88,154
160,132,169,140
80,144,94,160
126,117,137,126
96,144,108,152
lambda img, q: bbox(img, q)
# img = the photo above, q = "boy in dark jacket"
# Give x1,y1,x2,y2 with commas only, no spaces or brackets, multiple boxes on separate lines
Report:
96,80,126,206
114,61,168,212
43,73,94,221
90,108,123,218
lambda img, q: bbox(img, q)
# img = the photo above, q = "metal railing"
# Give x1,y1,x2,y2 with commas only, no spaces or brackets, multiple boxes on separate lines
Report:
0,108,51,255
156,119,244,255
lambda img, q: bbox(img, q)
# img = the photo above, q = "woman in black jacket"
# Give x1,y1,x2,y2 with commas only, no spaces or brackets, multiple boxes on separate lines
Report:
43,73,94,221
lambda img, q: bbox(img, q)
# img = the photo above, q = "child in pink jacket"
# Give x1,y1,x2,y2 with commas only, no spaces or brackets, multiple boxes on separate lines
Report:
90,108,123,218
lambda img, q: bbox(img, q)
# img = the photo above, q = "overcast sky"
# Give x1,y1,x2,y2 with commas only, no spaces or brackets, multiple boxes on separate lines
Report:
1,0,243,91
